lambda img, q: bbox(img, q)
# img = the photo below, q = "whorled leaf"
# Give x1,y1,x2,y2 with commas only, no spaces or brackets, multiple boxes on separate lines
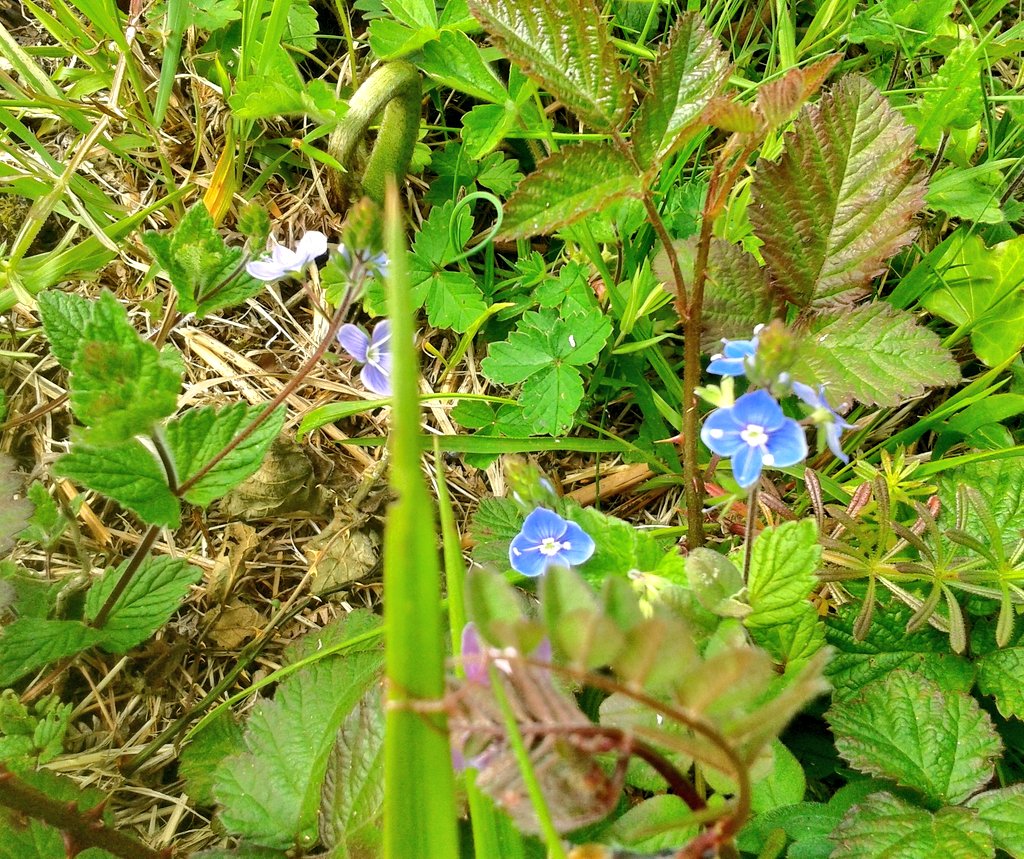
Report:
468,0,628,130
791,303,960,407
750,76,926,308
499,142,642,240
632,13,730,167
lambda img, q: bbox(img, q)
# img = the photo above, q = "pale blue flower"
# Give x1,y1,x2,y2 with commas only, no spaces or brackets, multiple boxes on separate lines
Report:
509,508,595,577
707,337,757,376
792,381,853,464
337,320,392,395
701,389,807,488
246,231,328,281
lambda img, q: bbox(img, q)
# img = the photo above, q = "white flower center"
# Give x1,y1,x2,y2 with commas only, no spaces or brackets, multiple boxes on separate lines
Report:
538,537,570,556
740,424,768,447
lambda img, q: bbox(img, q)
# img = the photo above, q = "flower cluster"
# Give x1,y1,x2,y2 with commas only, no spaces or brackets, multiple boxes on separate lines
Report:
701,330,854,488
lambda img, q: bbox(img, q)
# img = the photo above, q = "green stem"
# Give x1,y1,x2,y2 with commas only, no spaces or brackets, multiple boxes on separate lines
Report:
328,62,422,205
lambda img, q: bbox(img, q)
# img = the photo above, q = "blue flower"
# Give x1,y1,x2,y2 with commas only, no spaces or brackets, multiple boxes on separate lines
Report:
792,381,853,464
707,337,758,376
701,389,808,488
337,319,392,395
509,508,595,577
246,231,328,281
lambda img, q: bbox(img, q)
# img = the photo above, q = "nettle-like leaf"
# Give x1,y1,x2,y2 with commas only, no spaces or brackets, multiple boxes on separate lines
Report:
831,791,992,859
468,0,628,130
164,404,286,507
791,303,960,407
906,38,984,149
84,555,202,652
745,519,820,629
827,670,1001,805
36,290,93,368
56,439,180,528
481,307,612,434
921,233,1024,368
976,647,1024,721
68,291,183,445
499,143,642,240
750,76,927,308
0,618,104,687
143,202,263,319
0,454,31,555
631,13,730,168
213,613,384,849
966,785,1024,856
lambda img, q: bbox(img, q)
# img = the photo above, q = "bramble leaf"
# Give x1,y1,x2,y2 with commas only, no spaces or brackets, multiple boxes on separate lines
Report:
164,404,286,507
827,670,1001,805
831,792,992,859
85,555,202,652
751,76,926,308
976,647,1024,720
921,233,1024,367
180,710,244,807
0,454,31,555
468,0,628,129
144,203,263,319
36,290,93,368
69,291,182,444
0,618,104,687
56,439,180,528
966,785,1024,857
499,143,642,239
632,13,730,167
791,303,960,407
938,459,1024,549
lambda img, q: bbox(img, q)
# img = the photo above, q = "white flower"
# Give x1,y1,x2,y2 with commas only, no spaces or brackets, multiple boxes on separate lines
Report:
245,231,328,281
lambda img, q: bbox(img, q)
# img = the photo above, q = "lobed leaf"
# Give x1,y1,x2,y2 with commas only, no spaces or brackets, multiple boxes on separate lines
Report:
751,76,926,308
468,0,628,129
499,142,642,239
632,13,730,167
791,303,960,407
419,29,507,103
827,670,1001,805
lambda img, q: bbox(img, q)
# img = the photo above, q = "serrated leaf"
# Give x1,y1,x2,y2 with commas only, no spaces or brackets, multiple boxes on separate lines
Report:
632,13,730,167
746,520,821,629
921,233,1024,367
318,690,385,854
468,0,627,129
847,0,956,51
0,454,31,555
966,785,1024,858
751,76,926,308
229,76,347,124
826,596,975,701
143,203,262,318
17,482,67,550
36,290,94,368
906,39,983,148
519,364,584,435
0,618,104,687
164,404,286,506
69,291,182,444
831,791,992,859
500,142,641,239
367,17,437,60
701,239,777,350
938,459,1024,549
180,710,244,807
976,647,1024,720
827,670,1001,804
755,56,841,131
469,497,524,566
791,303,960,407
419,29,506,103
423,271,488,332
213,621,384,848
84,555,202,652
55,439,180,528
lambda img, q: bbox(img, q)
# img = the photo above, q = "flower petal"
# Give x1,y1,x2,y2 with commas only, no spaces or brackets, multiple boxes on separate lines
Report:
337,324,370,363
764,418,808,468
722,339,757,359
460,623,489,685
360,362,392,396
509,532,548,577
732,389,786,431
520,507,568,542
245,259,288,281
825,422,850,463
731,443,765,488
370,319,392,350
294,230,328,264
706,356,747,376
701,407,746,456
557,521,595,566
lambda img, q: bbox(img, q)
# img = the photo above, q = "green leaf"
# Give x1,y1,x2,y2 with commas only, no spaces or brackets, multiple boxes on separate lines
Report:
921,233,1024,367
213,619,384,848
938,458,1024,548
68,291,183,444
422,271,488,332
791,303,960,407
966,785,1024,858
164,404,286,506
84,555,202,652
318,691,385,855
55,439,180,528
499,142,642,239
468,0,627,129
606,795,698,853
180,710,244,807
746,519,821,629
519,363,584,435
702,239,777,350
418,29,506,103
0,618,104,687
0,454,31,555
976,647,1024,720
143,203,263,319
750,740,806,814
826,596,976,701
827,670,1001,805
831,792,992,859
751,76,926,308
229,76,347,124
905,39,983,148
686,548,749,619
367,18,437,60
847,0,955,51
17,482,67,550
37,290,94,368
927,167,1006,225
632,13,730,167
